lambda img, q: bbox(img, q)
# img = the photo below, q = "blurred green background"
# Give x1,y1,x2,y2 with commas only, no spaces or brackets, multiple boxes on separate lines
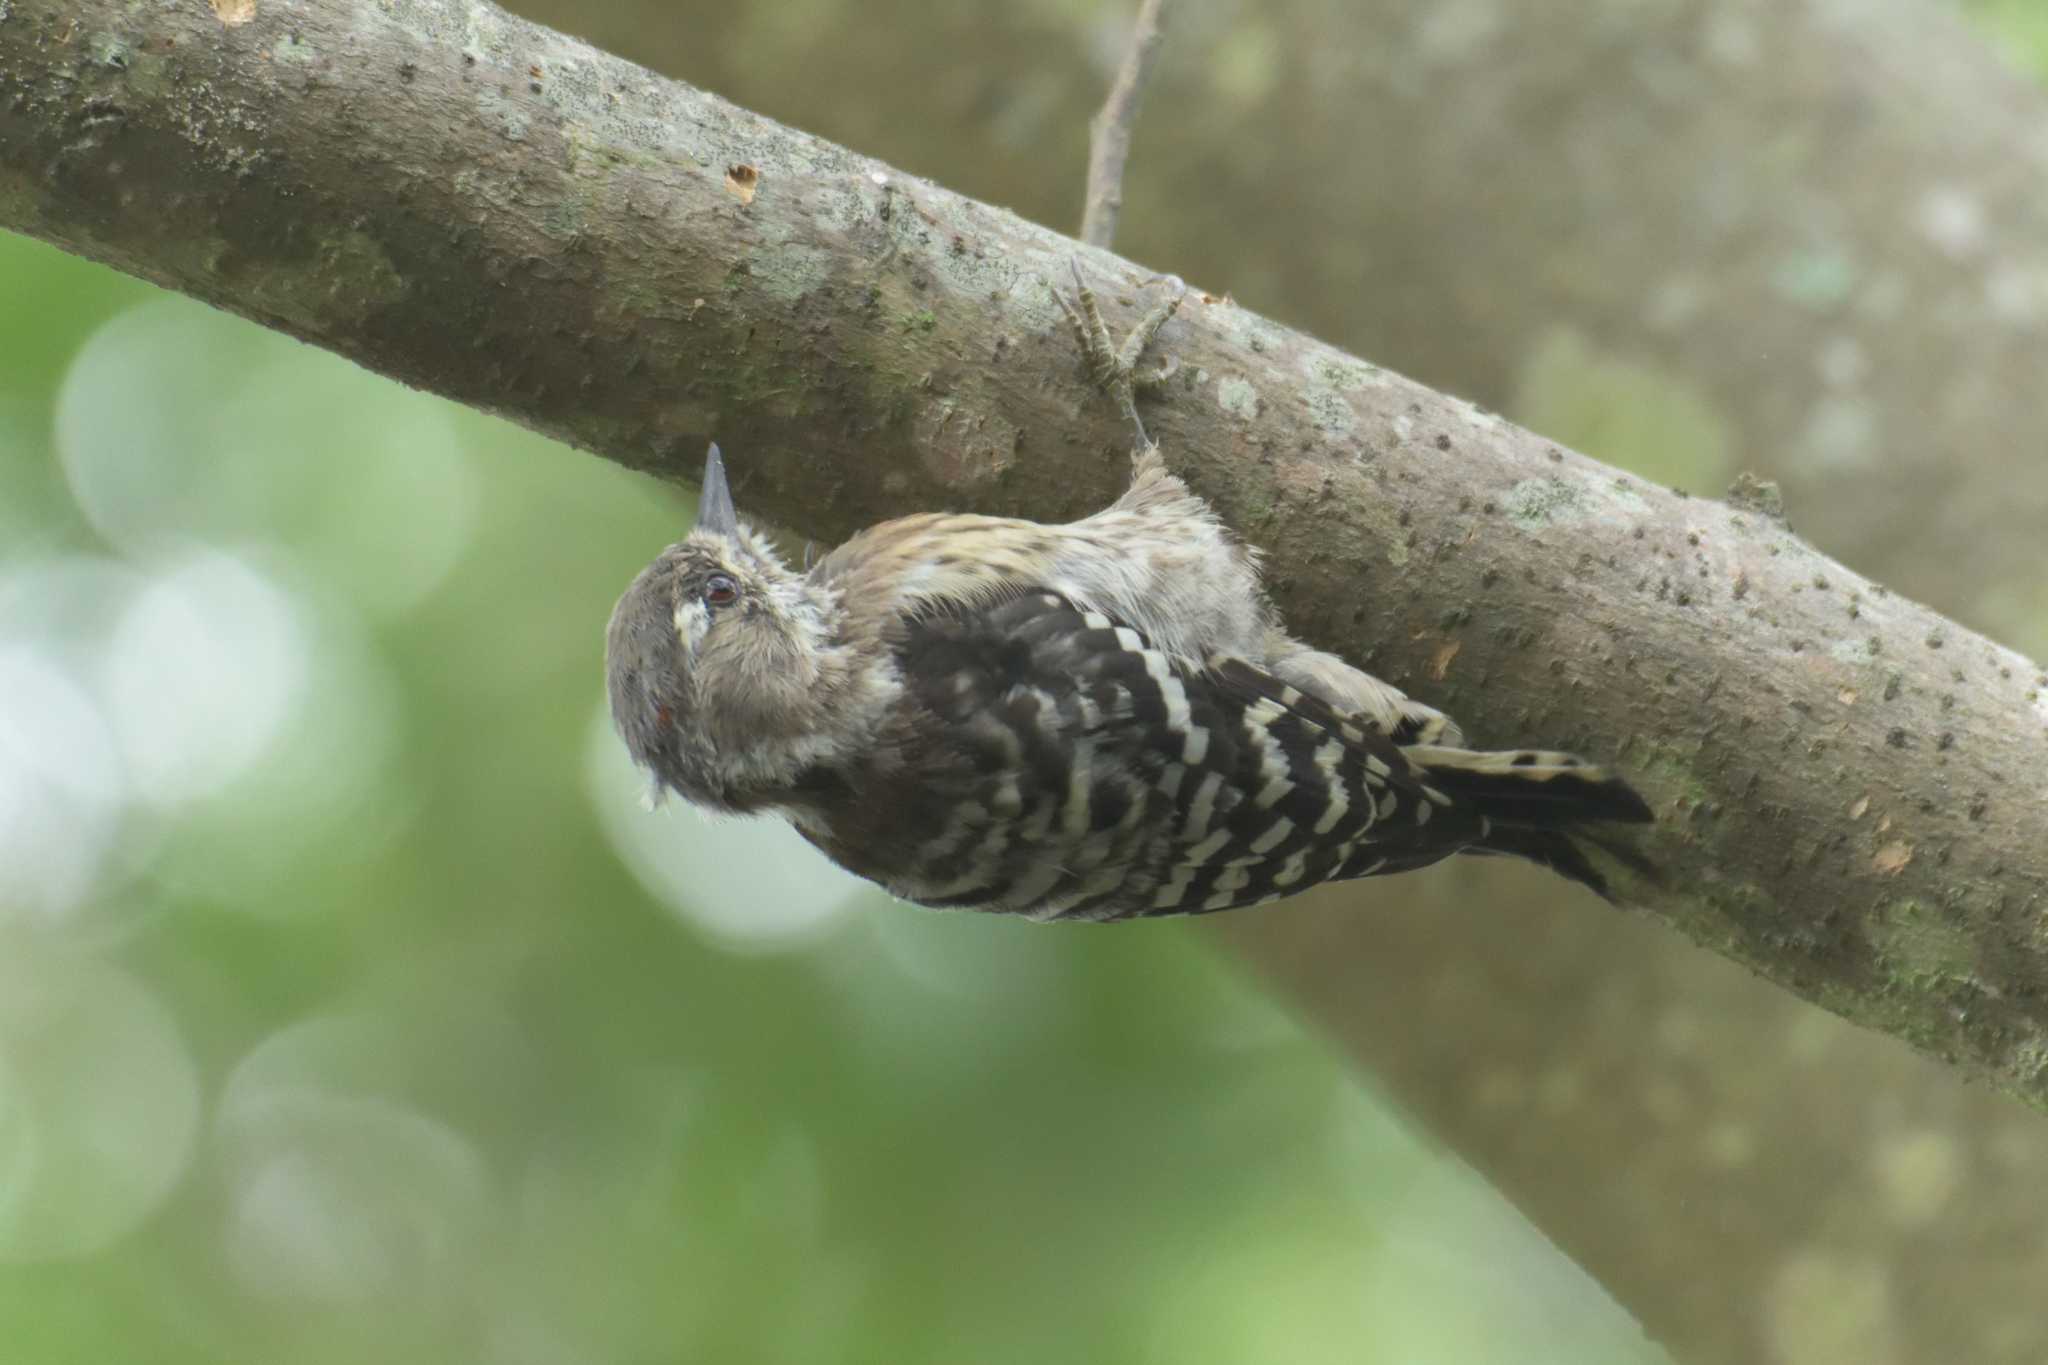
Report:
6,2,2048,1363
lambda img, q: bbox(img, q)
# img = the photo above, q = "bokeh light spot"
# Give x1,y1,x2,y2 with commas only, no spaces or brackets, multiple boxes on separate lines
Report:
0,648,123,920
221,1090,489,1307
584,700,863,955
57,296,478,618
103,550,307,807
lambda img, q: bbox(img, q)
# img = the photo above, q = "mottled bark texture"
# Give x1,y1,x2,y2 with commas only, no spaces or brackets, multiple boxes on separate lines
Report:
6,1,2048,1361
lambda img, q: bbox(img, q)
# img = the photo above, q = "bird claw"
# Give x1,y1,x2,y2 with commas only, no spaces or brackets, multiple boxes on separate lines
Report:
1131,353,1179,394
1049,261,1187,451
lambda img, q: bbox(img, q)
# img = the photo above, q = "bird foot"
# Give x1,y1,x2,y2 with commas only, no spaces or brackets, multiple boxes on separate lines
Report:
1050,261,1187,451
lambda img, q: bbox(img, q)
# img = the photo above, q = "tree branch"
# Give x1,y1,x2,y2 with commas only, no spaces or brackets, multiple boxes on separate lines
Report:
1079,0,1170,249
5,0,2047,1119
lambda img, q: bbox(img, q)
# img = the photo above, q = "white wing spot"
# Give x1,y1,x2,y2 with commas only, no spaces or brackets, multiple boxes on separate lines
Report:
1153,866,1196,909
1142,652,1194,738
1241,700,1292,809
1202,868,1252,911
1273,850,1310,887
1062,738,1094,839
1081,610,1113,630
1249,817,1295,855
1112,626,1144,651
1184,770,1225,840
1182,725,1210,765
1183,828,1232,864
1312,738,1350,834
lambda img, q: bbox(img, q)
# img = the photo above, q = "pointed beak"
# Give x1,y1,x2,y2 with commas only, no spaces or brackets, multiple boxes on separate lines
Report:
695,442,740,537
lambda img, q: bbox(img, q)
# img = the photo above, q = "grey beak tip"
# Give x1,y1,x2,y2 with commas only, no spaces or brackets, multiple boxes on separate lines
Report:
695,441,741,536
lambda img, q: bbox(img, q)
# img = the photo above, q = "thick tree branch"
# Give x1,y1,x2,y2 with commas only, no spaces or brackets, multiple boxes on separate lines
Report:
5,0,2048,1122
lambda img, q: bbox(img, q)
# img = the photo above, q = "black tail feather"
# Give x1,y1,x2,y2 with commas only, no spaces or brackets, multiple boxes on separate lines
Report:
1462,825,1662,903
1407,746,1657,900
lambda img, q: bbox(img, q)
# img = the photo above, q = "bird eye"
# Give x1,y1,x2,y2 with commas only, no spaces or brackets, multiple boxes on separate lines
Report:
703,574,739,608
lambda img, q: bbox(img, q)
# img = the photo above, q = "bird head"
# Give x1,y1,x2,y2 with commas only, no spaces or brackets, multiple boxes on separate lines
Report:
605,444,846,811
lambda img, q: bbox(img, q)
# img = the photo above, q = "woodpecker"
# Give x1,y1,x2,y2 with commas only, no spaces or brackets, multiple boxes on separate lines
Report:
606,271,1653,921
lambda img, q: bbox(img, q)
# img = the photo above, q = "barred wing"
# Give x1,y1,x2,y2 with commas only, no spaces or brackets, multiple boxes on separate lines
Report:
884,591,1480,920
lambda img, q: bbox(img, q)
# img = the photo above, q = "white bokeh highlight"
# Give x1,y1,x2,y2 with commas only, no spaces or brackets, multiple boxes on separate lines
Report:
0,549,399,925
218,1013,491,1307
146,580,404,917
212,364,478,620
0,648,124,920
222,1091,489,1307
0,555,154,924
584,701,864,954
103,550,308,807
55,299,254,555
56,296,478,620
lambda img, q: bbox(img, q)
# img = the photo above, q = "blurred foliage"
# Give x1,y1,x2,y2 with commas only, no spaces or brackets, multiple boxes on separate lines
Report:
0,230,1665,1361
1512,327,1733,494
1967,0,2048,76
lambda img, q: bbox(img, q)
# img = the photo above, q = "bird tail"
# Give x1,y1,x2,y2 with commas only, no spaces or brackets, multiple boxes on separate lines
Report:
1403,745,1656,902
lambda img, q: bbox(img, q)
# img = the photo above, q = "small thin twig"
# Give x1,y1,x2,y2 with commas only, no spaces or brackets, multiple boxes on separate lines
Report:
1079,0,1171,250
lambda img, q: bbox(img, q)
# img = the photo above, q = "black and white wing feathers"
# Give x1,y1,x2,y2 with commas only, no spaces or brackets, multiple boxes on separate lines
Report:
874,592,1492,920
